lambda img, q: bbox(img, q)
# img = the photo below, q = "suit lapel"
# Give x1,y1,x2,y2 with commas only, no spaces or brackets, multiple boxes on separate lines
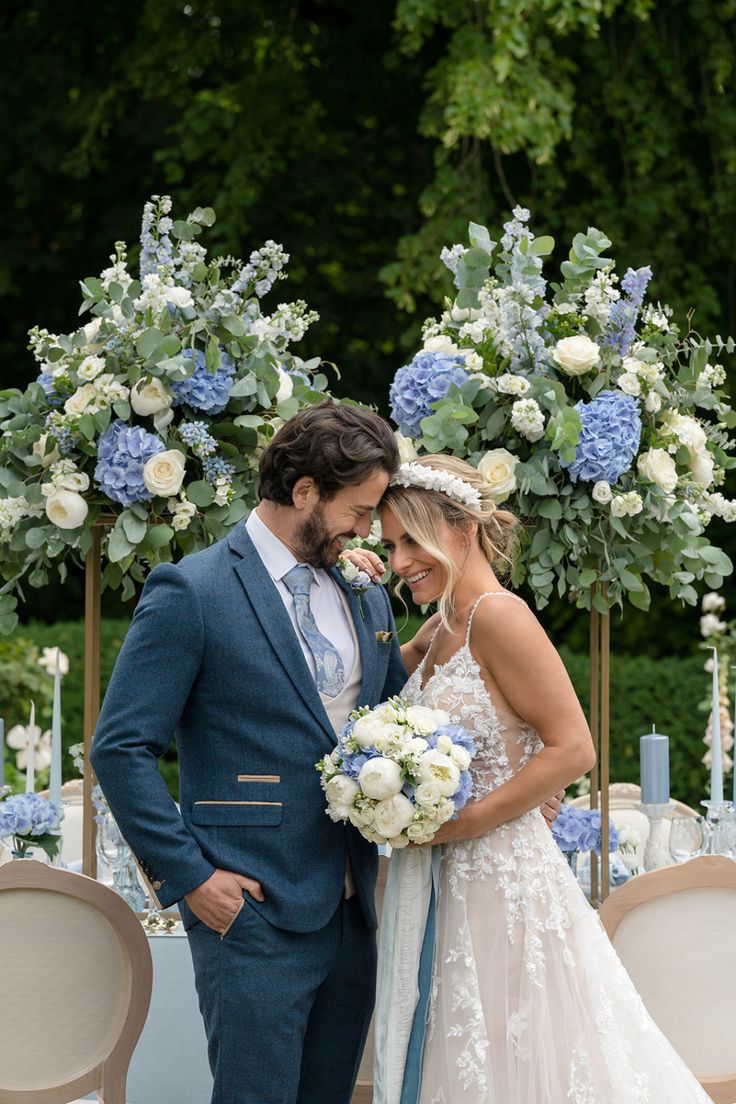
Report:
330,567,378,707
229,526,336,744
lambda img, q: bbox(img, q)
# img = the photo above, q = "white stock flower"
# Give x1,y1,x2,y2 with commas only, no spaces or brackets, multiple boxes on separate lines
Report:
275,368,294,405
477,448,519,503
45,489,88,529
77,355,105,382
423,334,460,356
417,749,460,797
702,593,726,613
395,432,418,464
325,775,360,814
373,793,415,838
496,373,530,396
617,372,641,397
415,782,441,807
358,757,404,800
166,286,194,310
592,481,613,504
511,398,545,442
552,335,600,376
143,450,186,497
32,434,60,468
131,377,173,417
637,448,678,494
406,706,449,736
701,613,727,637
38,646,69,677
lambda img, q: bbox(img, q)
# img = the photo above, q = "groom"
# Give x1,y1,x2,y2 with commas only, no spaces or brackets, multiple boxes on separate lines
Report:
91,400,406,1104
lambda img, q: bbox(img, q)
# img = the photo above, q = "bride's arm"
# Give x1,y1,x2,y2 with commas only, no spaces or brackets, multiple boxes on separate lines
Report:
431,599,594,844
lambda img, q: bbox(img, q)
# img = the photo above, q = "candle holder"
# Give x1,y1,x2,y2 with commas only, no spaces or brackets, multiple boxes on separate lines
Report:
636,802,675,871
701,800,735,856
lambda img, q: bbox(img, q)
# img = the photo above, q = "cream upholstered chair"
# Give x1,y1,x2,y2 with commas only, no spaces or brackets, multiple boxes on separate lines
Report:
0,860,152,1104
599,856,736,1104
569,782,699,869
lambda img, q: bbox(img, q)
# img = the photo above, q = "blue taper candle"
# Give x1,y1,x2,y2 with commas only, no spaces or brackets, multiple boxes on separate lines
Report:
640,725,670,805
0,717,4,788
710,647,723,803
49,650,62,806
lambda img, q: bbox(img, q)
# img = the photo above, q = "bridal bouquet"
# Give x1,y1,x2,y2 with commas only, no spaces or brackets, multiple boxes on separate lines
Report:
0,195,332,634
389,209,735,612
316,698,475,847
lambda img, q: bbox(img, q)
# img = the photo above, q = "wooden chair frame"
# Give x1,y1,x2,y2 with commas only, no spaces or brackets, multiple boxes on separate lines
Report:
569,781,699,818
599,856,736,1104
0,860,152,1104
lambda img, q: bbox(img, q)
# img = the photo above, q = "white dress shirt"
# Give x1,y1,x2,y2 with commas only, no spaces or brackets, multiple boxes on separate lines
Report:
245,509,356,679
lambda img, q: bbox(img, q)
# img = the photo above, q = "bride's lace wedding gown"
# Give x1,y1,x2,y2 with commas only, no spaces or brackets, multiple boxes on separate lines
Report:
389,591,712,1104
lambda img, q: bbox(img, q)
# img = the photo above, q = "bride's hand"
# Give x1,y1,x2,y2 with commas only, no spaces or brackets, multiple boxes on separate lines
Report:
340,547,385,583
412,803,482,847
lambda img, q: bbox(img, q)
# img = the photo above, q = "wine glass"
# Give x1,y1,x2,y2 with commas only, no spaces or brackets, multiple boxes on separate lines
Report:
668,816,708,864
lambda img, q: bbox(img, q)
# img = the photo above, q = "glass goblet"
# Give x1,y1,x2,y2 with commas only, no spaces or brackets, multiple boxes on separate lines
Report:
668,816,708,864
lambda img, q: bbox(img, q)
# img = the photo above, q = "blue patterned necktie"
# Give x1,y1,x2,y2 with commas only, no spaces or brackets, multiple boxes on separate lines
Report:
282,564,345,698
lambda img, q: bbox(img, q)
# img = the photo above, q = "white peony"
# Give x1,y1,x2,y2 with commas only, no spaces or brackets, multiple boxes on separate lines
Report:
166,286,195,310
637,448,678,494
325,775,360,814
552,335,600,376
275,368,294,405
496,373,530,396
665,412,707,452
32,434,60,469
424,334,460,356
415,782,441,808
352,712,390,749
358,757,404,800
617,372,641,397
406,705,449,736
374,794,415,838
38,646,69,677
143,449,186,497
417,749,460,797
592,481,612,504
395,432,418,464
45,489,89,529
131,377,173,417
77,355,105,382
477,448,519,503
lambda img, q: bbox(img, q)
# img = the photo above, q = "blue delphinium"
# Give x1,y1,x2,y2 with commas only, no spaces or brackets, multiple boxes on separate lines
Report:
171,348,235,415
390,351,468,438
604,265,652,357
202,455,236,485
139,196,174,277
551,804,618,855
94,420,164,506
560,390,641,484
178,420,217,457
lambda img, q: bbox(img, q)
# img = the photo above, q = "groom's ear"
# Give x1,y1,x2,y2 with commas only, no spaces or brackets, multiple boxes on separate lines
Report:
292,476,318,510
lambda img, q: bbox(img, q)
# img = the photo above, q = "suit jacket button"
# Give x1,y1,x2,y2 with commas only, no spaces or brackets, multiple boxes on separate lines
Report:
152,880,162,890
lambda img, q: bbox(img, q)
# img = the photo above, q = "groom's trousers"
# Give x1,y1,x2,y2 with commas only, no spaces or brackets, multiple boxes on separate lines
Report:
181,893,376,1104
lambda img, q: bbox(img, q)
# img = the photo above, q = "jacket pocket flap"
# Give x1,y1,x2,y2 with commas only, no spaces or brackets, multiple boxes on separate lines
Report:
191,800,283,826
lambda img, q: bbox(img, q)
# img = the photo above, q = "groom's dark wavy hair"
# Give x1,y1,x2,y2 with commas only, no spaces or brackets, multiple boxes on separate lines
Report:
259,399,399,504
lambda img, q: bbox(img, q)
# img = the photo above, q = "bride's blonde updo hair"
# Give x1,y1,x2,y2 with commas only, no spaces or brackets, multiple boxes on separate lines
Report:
381,454,520,625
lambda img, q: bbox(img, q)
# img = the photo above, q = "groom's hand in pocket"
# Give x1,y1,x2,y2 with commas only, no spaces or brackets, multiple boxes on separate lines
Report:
185,868,265,933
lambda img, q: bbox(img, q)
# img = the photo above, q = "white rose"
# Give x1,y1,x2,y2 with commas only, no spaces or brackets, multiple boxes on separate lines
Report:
387,834,411,849
64,383,98,416
82,317,104,352
58,470,90,493
617,372,641,397
496,373,530,395
395,432,418,464
645,391,662,413
325,775,360,812
415,782,441,808
463,350,483,373
45,489,89,529
424,334,460,356
77,355,105,382
131,377,173,417
449,745,471,770
406,705,449,736
592,481,612,504
166,286,195,310
552,335,600,376
477,448,519,503
275,368,294,405
637,448,678,494
690,449,715,487
406,822,431,842
610,496,629,519
417,750,461,797
358,757,404,800
143,449,186,497
352,713,390,749
32,434,60,468
666,412,707,452
373,794,415,838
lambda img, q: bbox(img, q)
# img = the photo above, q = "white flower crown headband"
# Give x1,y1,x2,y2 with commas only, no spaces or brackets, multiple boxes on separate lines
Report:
389,462,486,511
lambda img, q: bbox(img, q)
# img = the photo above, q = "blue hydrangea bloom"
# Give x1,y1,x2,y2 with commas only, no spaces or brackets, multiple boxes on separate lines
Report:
551,805,618,855
452,770,474,813
171,348,235,415
560,390,641,484
390,351,468,438
94,420,164,506
0,793,63,837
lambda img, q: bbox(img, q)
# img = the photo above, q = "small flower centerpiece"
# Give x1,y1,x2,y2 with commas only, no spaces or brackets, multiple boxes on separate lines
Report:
0,195,334,634
551,804,619,868
316,698,475,847
0,791,64,860
389,209,736,612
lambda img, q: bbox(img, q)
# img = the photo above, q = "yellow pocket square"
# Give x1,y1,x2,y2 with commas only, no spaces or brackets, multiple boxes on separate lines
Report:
375,630,394,644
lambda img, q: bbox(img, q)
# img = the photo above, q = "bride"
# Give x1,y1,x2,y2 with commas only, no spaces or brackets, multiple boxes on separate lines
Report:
348,454,712,1104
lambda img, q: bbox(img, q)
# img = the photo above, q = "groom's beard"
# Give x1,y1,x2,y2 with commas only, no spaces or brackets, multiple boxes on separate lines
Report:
295,504,352,570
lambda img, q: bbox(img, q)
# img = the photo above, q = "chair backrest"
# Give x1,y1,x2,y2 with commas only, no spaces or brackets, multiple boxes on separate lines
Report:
569,784,700,867
0,860,152,1104
599,856,736,1104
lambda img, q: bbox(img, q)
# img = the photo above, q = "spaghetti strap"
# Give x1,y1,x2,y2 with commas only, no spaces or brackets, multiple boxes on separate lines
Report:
465,590,526,645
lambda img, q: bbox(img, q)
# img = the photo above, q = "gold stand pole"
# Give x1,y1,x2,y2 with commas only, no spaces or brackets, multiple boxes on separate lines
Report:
82,525,102,879
588,581,611,904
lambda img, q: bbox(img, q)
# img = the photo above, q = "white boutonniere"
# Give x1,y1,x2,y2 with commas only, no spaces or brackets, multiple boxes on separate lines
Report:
337,554,375,620
375,630,394,644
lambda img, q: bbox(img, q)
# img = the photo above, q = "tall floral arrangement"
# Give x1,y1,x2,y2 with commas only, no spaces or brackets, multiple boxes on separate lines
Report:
0,196,332,632
389,210,735,612
699,592,735,779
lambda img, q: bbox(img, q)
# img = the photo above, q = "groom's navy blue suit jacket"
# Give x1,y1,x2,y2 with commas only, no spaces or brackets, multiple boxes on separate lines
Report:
91,522,407,932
